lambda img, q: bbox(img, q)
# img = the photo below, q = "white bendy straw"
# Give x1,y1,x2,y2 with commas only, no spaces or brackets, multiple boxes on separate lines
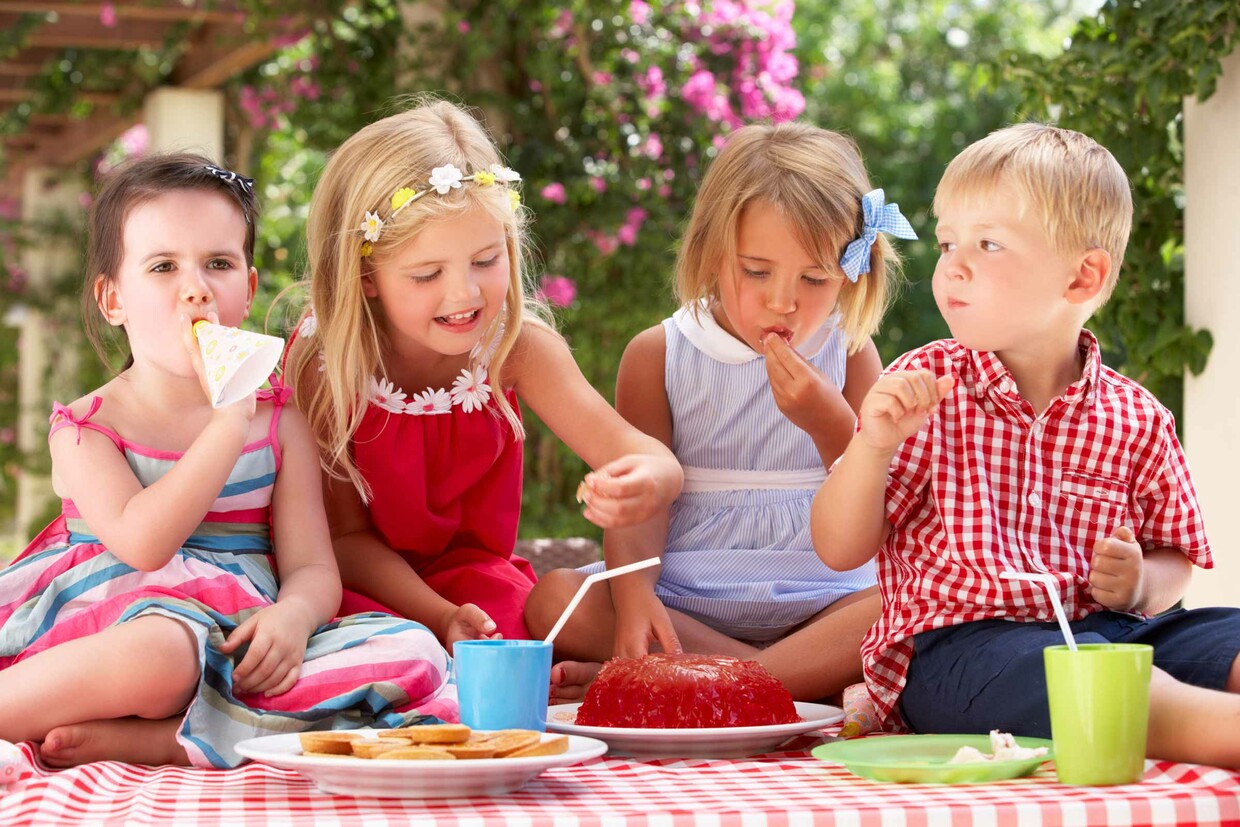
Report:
544,557,662,647
1000,571,1078,652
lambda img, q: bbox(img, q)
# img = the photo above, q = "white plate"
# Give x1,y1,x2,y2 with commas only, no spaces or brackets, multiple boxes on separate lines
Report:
545,701,843,758
235,730,608,798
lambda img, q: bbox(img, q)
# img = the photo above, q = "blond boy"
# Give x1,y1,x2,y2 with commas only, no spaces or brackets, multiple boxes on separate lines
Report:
814,123,1240,767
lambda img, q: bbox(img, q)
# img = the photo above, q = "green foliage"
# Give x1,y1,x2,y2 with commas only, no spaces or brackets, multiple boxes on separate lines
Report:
1000,0,1239,416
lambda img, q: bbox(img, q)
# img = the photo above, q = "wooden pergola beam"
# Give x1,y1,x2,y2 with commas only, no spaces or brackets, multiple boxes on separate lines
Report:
0,13,174,50
0,1,241,22
0,89,119,104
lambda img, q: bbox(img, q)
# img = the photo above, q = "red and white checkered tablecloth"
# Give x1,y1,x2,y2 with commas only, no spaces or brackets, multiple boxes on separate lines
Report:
3,736,1239,827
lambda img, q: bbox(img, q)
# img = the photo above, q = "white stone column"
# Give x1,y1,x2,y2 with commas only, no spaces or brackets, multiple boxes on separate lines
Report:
1183,48,1240,609
14,168,85,544
143,87,225,159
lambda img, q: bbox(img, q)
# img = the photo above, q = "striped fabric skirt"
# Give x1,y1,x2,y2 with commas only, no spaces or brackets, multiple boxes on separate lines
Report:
0,518,457,768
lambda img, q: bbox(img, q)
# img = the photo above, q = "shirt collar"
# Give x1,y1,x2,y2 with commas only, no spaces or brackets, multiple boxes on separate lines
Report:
969,329,1101,406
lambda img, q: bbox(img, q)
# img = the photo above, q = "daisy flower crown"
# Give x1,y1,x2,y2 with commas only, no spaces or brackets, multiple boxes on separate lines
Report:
358,163,522,257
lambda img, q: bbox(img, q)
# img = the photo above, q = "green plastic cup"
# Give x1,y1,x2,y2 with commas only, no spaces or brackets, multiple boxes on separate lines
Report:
1044,643,1153,785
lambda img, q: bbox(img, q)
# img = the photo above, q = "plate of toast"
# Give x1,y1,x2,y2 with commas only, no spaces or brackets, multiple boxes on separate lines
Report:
546,701,843,758
235,723,609,798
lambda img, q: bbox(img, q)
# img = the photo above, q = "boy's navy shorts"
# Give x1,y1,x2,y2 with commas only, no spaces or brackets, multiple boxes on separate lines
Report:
899,608,1240,738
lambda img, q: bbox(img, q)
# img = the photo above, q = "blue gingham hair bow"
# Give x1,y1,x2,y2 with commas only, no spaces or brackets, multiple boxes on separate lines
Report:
838,189,918,282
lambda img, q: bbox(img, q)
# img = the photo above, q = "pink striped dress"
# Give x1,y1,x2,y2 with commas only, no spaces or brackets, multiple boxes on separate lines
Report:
0,389,458,768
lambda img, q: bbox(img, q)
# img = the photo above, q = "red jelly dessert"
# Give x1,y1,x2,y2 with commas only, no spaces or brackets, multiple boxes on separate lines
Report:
575,653,800,728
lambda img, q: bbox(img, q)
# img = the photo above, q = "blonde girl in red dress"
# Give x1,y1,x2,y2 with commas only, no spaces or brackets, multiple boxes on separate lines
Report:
284,100,682,650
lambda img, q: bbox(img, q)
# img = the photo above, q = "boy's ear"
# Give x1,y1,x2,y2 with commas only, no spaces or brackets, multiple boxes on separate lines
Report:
94,275,125,326
1065,248,1111,306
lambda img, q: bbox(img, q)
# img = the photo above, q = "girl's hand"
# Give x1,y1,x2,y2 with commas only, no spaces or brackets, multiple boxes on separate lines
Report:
578,454,682,528
857,370,954,454
1089,526,1144,612
181,312,256,422
763,332,844,434
613,590,682,659
222,600,318,697
443,603,501,653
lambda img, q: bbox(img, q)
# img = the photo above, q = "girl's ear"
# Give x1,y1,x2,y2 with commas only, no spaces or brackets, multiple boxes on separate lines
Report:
360,272,379,298
1066,248,1110,306
94,275,125,326
245,266,258,314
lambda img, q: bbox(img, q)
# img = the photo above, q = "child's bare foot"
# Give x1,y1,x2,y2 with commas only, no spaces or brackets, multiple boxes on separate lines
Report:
40,717,190,767
550,661,602,704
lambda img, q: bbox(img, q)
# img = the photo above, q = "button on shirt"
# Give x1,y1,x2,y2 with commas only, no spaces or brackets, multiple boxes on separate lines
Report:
858,331,1211,727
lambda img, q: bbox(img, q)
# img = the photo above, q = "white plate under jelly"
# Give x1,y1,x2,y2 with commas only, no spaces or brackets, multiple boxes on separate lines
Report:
234,730,608,798
545,701,842,758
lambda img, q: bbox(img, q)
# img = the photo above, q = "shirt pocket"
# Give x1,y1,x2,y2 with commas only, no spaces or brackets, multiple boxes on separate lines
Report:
1054,471,1131,537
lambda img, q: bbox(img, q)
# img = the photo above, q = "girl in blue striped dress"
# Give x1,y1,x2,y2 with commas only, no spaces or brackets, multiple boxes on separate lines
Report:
526,123,917,701
0,155,454,768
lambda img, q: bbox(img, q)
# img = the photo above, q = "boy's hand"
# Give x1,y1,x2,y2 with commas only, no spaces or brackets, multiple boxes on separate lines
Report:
443,603,501,653
857,370,954,454
222,600,318,697
1088,526,1144,612
762,332,844,435
578,454,681,528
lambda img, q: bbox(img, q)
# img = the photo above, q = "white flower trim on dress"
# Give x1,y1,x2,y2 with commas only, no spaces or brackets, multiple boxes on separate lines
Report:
298,313,318,338
368,366,493,416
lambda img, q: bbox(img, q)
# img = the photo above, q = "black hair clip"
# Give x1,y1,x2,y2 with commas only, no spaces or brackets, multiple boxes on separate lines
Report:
204,164,255,193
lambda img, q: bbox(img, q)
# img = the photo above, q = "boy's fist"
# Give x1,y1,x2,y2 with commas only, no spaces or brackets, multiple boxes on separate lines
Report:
1088,526,1144,613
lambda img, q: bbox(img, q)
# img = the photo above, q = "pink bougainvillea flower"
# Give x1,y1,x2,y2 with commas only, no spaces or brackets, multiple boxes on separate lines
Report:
538,275,577,308
540,182,567,205
100,2,117,27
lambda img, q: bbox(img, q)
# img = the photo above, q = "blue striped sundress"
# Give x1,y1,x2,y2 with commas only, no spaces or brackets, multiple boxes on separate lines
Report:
583,303,876,642
0,390,457,768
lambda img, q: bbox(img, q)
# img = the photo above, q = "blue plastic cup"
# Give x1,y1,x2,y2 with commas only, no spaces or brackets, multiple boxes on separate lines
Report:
454,640,552,732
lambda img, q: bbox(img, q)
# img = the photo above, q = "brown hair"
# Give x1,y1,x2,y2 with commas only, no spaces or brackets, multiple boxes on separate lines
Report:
82,152,260,366
674,122,901,353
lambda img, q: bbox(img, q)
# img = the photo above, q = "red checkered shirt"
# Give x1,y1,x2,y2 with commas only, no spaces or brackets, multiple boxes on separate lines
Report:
859,330,1212,727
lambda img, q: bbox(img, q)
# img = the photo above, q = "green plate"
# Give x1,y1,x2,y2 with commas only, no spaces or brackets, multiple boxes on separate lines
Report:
812,734,1054,784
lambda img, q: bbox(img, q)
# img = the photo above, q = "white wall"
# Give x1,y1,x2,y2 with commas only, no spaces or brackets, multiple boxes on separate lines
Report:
1183,48,1240,609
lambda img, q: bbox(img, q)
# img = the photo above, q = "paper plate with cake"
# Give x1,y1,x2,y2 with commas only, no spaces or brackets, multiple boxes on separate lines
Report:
546,653,843,758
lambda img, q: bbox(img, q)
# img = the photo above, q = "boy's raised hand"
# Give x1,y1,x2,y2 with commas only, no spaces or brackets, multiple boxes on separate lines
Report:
443,603,501,653
857,369,954,454
762,332,844,435
222,599,319,697
1088,526,1144,612
578,454,682,528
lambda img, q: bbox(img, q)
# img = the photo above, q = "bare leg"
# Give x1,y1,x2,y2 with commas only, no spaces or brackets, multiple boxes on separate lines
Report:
525,568,758,662
41,717,189,767
754,586,880,700
0,616,199,744
1147,666,1240,768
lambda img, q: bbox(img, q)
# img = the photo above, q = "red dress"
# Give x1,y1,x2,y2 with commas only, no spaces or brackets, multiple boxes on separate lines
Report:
336,368,537,640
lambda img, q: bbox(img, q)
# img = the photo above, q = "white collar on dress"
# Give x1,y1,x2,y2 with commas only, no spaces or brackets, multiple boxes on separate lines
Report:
672,300,837,365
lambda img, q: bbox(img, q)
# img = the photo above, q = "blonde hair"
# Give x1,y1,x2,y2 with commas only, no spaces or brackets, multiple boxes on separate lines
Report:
674,122,899,354
933,122,1132,304
285,98,552,498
